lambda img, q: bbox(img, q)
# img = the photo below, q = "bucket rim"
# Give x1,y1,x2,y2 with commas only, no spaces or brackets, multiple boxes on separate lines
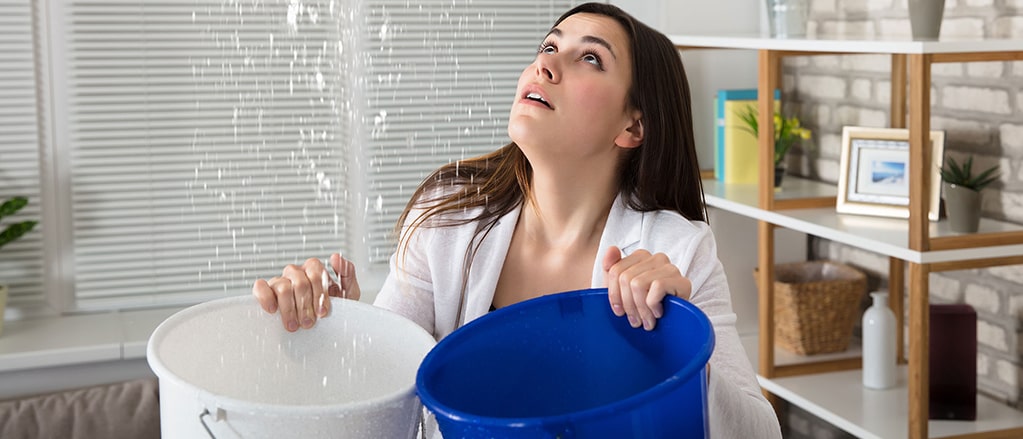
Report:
415,288,715,427
147,295,436,416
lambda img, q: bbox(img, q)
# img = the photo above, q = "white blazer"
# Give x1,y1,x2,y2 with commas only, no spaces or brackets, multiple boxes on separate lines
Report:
374,195,782,438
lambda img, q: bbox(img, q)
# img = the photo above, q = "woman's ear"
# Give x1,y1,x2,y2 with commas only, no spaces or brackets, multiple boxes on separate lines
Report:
614,111,644,149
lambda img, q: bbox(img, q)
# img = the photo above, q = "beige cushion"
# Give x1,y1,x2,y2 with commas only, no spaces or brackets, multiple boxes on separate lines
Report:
0,378,160,439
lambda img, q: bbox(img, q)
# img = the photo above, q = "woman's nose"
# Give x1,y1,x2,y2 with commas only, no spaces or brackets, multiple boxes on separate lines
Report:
535,58,559,83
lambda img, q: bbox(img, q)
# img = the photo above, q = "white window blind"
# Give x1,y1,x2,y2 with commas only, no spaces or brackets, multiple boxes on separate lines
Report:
56,0,577,310
64,0,347,310
361,0,579,265
0,0,46,315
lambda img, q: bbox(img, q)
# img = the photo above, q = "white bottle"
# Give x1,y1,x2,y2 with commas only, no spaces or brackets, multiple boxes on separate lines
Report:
862,291,897,389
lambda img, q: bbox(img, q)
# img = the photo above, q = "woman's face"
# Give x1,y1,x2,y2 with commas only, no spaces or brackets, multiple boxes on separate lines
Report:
508,13,640,164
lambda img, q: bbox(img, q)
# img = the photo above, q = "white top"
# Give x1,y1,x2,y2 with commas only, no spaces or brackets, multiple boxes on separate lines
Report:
374,195,783,438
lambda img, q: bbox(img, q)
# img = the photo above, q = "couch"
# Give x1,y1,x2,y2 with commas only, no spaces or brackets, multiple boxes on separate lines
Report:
0,378,160,439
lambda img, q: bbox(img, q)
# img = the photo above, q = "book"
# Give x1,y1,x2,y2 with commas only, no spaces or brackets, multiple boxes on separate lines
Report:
715,89,780,184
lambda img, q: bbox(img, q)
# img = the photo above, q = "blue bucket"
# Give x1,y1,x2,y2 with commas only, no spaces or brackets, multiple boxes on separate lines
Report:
415,288,715,438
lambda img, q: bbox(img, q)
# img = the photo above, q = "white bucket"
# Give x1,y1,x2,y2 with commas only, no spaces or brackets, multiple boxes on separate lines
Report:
147,296,436,439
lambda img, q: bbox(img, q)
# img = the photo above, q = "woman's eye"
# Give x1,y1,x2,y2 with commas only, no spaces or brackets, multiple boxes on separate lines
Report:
538,43,556,54
582,53,602,68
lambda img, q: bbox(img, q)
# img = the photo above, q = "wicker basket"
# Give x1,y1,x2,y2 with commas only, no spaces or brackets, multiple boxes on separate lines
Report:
759,260,867,355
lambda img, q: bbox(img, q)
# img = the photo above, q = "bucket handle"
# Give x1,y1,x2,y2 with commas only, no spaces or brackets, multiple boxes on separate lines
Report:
199,408,221,439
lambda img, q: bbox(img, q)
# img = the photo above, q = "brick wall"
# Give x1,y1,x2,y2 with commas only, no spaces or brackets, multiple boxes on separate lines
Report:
776,0,1023,435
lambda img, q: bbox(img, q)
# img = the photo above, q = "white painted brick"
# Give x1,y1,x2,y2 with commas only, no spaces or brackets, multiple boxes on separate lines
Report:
818,20,876,37
878,19,912,37
990,266,1023,286
997,191,1023,224
978,352,990,375
840,0,870,12
996,360,1019,389
868,0,894,10
813,56,842,70
1008,0,1023,7
840,54,890,73
834,105,888,128
815,104,832,127
841,246,889,275
931,117,991,146
964,283,1001,314
819,133,843,158
978,320,1009,351
877,81,892,107
930,275,962,302
1000,123,1023,151
941,86,1012,114
964,0,994,6
811,0,837,12
932,63,964,77
815,157,841,184
1013,61,1023,76
941,18,986,39
991,17,1023,39
789,56,812,68
966,62,1004,78
796,75,848,100
946,0,958,6
1018,93,1023,114
851,79,872,101
1010,293,1023,318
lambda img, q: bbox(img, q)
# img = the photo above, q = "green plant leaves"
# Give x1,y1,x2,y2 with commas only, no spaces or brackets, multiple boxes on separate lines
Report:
0,196,37,250
939,156,1000,192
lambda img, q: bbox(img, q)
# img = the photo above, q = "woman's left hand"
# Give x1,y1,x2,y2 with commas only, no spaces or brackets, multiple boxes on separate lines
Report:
602,246,692,331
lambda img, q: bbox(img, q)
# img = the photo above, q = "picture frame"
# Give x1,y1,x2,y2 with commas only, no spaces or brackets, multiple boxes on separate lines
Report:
836,126,945,221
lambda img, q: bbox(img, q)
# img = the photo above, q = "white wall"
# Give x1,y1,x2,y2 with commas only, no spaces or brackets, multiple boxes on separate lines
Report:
612,0,764,170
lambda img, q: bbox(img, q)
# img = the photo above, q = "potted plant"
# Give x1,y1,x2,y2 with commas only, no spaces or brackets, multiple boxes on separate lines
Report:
0,196,37,336
938,156,1000,233
737,105,812,186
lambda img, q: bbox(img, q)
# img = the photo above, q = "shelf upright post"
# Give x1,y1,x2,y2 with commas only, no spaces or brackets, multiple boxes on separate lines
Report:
756,49,782,386
907,52,934,439
890,53,908,365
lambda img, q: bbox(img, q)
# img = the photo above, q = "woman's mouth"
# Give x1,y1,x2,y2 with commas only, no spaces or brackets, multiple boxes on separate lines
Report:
524,92,552,109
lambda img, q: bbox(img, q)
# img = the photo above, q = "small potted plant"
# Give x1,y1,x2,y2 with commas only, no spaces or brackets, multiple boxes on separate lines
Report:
737,105,812,186
938,156,1000,233
0,196,37,336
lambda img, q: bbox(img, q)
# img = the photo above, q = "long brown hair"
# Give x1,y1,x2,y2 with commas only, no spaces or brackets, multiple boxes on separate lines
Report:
394,3,705,285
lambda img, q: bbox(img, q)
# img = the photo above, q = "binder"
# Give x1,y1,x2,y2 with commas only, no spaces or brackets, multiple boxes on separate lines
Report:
714,89,780,183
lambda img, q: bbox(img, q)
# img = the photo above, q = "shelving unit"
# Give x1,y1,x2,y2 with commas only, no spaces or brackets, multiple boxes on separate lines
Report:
672,33,1023,439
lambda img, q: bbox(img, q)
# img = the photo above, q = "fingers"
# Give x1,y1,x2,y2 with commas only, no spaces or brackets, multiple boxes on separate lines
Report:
252,278,279,314
602,246,624,317
269,276,300,332
330,253,362,301
252,254,360,332
603,249,690,331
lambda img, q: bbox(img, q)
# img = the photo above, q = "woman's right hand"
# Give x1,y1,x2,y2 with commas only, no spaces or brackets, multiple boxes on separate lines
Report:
252,253,361,332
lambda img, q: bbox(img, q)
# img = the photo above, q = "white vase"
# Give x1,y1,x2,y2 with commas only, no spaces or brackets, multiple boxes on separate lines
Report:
862,291,896,389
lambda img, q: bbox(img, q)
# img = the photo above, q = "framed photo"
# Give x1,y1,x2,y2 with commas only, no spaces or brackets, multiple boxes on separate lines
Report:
837,126,945,221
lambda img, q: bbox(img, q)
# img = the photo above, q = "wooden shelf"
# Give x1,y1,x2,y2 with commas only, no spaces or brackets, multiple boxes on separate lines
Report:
739,334,1023,438
678,33,1023,439
703,177,1023,264
759,368,1023,439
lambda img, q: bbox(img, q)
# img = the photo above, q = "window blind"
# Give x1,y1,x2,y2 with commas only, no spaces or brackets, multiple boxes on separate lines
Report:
64,0,347,309
360,0,579,265
59,0,577,310
0,0,46,314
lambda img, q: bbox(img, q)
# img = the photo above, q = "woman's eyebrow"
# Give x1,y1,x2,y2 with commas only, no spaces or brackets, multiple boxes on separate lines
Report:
545,28,617,60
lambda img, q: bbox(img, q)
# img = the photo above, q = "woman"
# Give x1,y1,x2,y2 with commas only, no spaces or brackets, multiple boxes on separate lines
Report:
253,3,782,437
